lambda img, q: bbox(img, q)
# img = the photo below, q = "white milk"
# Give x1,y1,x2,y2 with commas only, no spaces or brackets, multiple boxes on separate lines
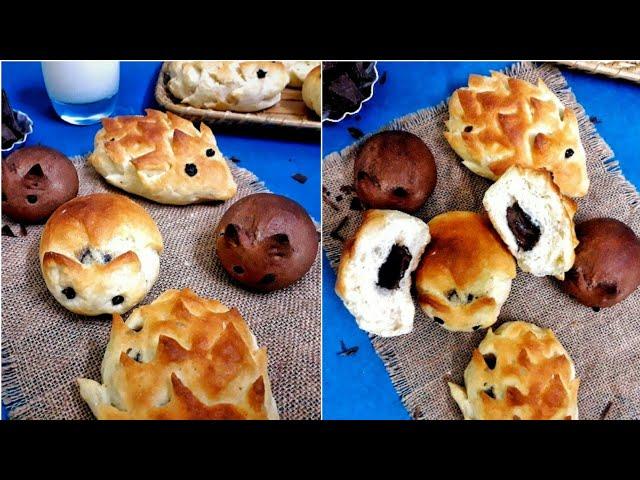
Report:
42,61,120,105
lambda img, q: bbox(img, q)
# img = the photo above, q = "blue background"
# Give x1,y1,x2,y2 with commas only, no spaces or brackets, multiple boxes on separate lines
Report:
322,61,640,420
1,61,320,419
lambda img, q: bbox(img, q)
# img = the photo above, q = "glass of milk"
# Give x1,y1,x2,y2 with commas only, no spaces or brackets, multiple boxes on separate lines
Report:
41,61,120,125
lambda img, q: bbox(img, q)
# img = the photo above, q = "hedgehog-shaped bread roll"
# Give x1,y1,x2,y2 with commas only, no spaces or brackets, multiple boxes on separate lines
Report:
89,109,237,205
445,72,589,197
78,288,279,420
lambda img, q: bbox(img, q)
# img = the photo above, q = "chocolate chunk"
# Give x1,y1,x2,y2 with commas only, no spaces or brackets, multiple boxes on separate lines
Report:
112,295,125,305
484,386,495,399
292,173,307,184
348,127,365,139
256,69,267,79
184,163,198,176
592,306,601,312
206,148,215,157
103,253,112,263
339,185,355,194
377,244,412,290
467,293,474,302
434,317,445,325
62,287,76,299
335,195,343,202
2,225,16,237
506,202,540,251
565,148,574,158
349,197,363,211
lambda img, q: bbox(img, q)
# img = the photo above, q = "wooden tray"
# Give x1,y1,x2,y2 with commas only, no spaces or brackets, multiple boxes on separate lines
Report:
555,61,640,84
155,62,321,130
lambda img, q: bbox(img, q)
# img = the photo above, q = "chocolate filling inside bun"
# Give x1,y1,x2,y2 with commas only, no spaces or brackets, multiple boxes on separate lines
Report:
506,202,541,251
377,244,412,290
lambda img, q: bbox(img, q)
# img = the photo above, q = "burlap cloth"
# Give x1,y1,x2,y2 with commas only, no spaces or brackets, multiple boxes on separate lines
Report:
323,62,640,420
2,157,321,420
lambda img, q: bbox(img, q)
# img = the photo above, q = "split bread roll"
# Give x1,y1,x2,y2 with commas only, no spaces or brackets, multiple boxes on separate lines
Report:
483,165,577,280
336,209,430,337
78,289,279,420
449,321,580,420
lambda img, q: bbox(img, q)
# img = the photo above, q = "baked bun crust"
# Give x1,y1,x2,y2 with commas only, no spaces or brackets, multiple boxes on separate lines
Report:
39,193,163,316
416,211,516,332
282,60,321,87
483,165,577,280
89,109,236,205
445,71,589,197
78,289,278,420
354,131,437,213
302,65,321,116
561,218,640,308
336,209,430,337
166,61,289,112
449,321,579,420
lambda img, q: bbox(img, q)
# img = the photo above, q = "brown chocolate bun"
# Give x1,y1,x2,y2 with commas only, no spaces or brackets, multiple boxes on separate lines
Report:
2,146,79,224
215,193,318,292
561,218,640,308
354,130,437,213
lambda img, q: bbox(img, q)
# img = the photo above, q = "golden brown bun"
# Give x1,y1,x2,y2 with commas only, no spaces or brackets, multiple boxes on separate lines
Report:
39,193,163,316
78,288,279,420
445,72,589,197
302,65,321,116
449,321,579,420
89,109,237,205
416,211,516,332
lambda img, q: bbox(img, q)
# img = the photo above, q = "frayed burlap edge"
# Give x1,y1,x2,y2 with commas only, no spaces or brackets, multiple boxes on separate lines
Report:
323,61,640,419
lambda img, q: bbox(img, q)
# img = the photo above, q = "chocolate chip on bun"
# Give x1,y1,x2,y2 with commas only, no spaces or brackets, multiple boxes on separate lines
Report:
2,146,79,224
215,193,318,292
354,130,436,213
561,218,640,309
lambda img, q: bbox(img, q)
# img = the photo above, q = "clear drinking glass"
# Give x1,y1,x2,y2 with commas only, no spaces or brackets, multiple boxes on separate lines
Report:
41,61,120,125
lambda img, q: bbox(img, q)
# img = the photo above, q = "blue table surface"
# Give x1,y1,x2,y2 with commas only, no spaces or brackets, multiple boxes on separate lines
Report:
1,61,320,420
322,61,640,420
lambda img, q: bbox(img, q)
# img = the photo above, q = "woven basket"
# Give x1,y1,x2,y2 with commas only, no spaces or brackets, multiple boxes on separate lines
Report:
555,61,640,84
155,62,321,130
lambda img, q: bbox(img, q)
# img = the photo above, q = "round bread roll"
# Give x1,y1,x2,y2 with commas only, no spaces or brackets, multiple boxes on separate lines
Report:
354,131,437,213
336,209,430,337
166,61,289,112
2,146,78,224
561,218,640,309
445,71,589,197
78,288,278,419
282,60,321,87
416,211,516,332
449,321,580,420
89,109,237,205
302,65,321,116
483,165,577,280
39,193,164,316
215,193,318,292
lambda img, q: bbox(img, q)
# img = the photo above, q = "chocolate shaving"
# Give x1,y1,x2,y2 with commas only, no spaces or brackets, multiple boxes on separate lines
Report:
330,216,349,242
348,127,365,139
349,197,363,211
335,195,343,202
600,400,613,420
2,225,16,237
338,340,359,356
292,173,307,184
339,185,355,194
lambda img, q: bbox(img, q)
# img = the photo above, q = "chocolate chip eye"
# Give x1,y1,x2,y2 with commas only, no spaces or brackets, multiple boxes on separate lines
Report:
446,289,458,301
112,295,124,305
259,273,276,284
233,265,244,274
224,224,240,247
472,325,481,331
26,195,37,204
434,317,445,325
392,187,408,198
483,353,497,369
103,254,112,263
206,148,215,157
467,294,475,302
565,148,574,158
185,163,197,176
62,287,76,299
484,386,495,399
273,233,289,245
256,69,267,79
464,125,473,133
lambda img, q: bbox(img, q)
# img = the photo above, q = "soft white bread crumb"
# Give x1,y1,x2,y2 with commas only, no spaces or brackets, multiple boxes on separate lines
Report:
483,166,577,280
336,209,430,337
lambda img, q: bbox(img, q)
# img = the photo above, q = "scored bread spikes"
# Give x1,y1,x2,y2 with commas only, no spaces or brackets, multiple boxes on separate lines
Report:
89,109,237,205
448,321,580,420
445,71,589,198
78,289,279,420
